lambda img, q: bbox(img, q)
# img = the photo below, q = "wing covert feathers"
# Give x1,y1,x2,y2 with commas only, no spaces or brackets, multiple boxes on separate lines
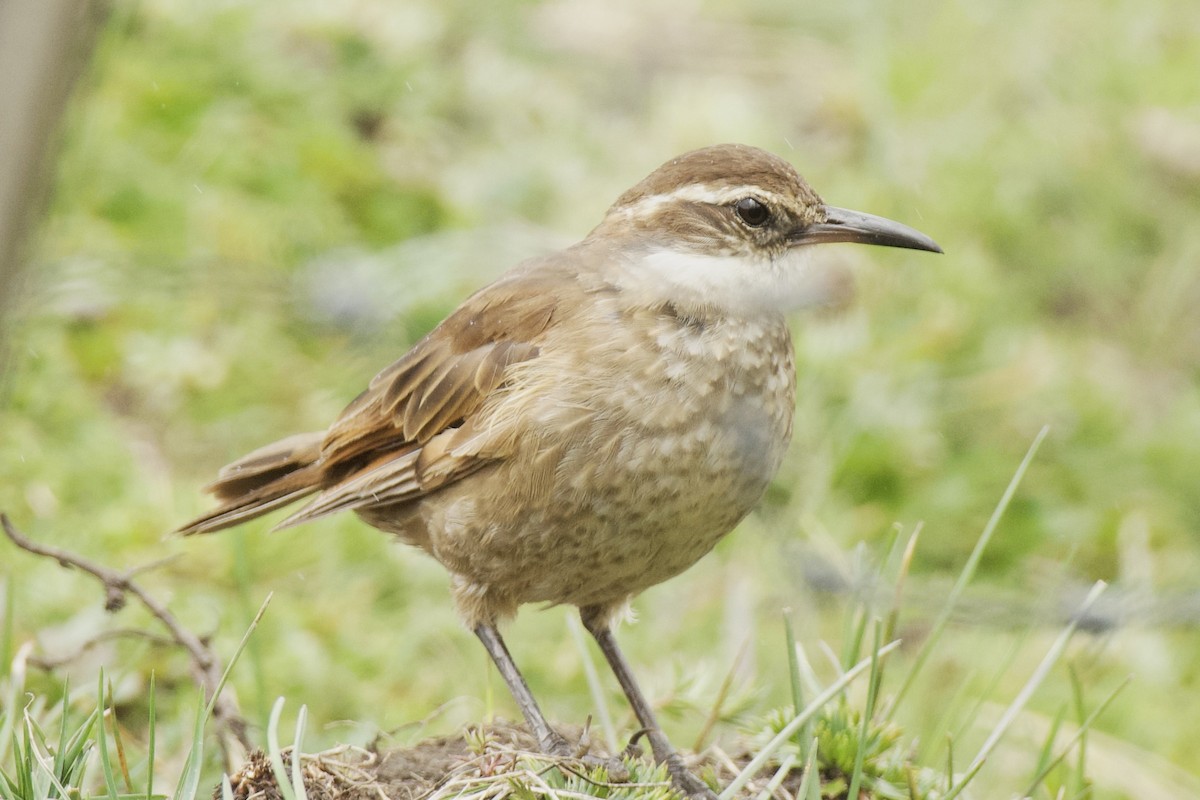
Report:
178,267,569,535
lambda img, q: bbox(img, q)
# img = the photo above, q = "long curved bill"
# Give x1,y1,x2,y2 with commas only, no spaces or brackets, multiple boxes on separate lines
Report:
790,205,942,254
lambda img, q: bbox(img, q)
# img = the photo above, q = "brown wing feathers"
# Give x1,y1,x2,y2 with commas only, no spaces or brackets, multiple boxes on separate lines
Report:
404,341,540,440
177,270,563,536
176,432,325,535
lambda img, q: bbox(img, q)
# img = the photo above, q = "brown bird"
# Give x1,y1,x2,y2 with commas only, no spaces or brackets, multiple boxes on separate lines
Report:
180,143,940,798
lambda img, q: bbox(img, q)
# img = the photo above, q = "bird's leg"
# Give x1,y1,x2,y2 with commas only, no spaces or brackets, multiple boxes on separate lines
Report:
580,607,718,800
475,622,633,782
474,622,573,756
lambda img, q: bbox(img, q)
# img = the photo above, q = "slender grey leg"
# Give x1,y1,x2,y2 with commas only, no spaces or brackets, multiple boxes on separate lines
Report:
580,608,718,799
474,622,570,755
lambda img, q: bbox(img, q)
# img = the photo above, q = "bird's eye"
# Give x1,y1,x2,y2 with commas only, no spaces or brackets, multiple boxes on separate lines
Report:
734,197,771,227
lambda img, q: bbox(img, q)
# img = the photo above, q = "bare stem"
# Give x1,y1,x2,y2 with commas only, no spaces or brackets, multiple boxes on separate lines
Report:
1,513,251,753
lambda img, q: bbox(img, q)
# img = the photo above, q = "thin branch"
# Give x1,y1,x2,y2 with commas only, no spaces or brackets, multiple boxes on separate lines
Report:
27,627,175,670
124,552,183,579
1,512,251,751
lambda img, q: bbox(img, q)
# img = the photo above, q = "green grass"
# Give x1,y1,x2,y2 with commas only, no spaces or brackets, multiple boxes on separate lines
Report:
3,0,1200,796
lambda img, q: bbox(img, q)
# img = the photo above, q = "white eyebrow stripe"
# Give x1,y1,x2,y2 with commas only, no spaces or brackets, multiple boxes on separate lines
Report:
618,184,771,218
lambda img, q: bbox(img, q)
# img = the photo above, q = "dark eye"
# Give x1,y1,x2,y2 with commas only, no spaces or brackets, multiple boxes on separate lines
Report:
734,197,771,227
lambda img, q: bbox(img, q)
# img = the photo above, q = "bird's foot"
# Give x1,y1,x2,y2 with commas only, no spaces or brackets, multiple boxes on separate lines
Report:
661,752,718,800
624,730,717,799
539,730,632,783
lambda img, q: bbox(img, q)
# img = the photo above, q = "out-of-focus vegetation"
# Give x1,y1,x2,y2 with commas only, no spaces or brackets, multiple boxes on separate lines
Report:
2,0,1199,796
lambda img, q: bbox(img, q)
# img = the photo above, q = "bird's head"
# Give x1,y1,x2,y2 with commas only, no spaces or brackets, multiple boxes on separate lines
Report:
590,143,941,316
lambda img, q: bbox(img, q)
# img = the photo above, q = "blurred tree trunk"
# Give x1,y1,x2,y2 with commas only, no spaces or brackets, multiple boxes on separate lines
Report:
0,0,108,361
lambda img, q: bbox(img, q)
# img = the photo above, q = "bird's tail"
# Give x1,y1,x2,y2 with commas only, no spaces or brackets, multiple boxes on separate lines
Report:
177,431,325,535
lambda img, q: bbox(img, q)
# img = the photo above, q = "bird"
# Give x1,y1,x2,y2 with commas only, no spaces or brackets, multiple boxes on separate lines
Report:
179,143,941,798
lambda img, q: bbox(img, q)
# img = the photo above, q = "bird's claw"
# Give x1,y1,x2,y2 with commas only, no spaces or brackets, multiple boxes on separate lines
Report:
663,752,718,800
541,730,631,783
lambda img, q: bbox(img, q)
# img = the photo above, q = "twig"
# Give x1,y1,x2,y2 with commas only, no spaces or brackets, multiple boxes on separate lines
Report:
27,627,175,670
125,552,183,579
1,513,251,752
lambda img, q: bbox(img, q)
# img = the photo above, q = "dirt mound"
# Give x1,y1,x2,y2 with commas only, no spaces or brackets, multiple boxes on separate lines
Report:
219,721,719,800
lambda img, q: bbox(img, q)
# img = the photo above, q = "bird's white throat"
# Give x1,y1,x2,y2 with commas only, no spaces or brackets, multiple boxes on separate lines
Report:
632,246,846,317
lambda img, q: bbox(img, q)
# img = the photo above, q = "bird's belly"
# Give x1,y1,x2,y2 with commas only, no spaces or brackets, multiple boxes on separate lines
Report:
427,393,790,613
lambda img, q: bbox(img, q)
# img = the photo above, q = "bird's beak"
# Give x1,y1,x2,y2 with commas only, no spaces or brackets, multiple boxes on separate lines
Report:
790,205,942,254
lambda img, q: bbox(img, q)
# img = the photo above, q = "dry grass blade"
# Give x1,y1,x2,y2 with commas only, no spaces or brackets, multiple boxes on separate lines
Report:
943,581,1107,799
719,639,901,799
1022,674,1133,797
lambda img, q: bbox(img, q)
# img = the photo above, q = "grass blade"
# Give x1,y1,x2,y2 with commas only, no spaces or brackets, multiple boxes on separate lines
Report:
882,524,921,666
231,531,270,727
146,673,156,800
692,639,749,753
97,672,120,800
719,639,900,800
204,592,274,720
752,753,796,800
845,619,884,800
0,580,12,694
171,690,208,800
1023,674,1132,797
943,581,1106,799
174,592,273,800
292,704,309,800
0,642,31,775
25,708,78,800
1031,704,1067,788
945,735,954,793
891,425,1050,716
53,684,71,784
949,622,1033,746
1068,663,1087,798
267,697,298,800
782,611,809,755
108,678,135,793
794,737,820,800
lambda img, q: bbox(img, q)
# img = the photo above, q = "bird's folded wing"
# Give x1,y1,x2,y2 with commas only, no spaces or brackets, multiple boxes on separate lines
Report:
274,269,572,527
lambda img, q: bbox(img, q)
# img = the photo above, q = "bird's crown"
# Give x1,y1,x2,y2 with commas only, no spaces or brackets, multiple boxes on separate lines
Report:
596,144,827,256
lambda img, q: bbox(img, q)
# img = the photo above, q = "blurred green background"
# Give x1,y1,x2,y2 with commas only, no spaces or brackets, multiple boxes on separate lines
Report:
3,0,1200,796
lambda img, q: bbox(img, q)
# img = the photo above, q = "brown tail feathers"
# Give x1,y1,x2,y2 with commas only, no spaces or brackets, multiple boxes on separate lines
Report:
177,431,325,535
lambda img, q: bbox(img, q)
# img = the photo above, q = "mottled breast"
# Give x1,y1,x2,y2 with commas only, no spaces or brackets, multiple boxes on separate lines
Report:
422,292,796,616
